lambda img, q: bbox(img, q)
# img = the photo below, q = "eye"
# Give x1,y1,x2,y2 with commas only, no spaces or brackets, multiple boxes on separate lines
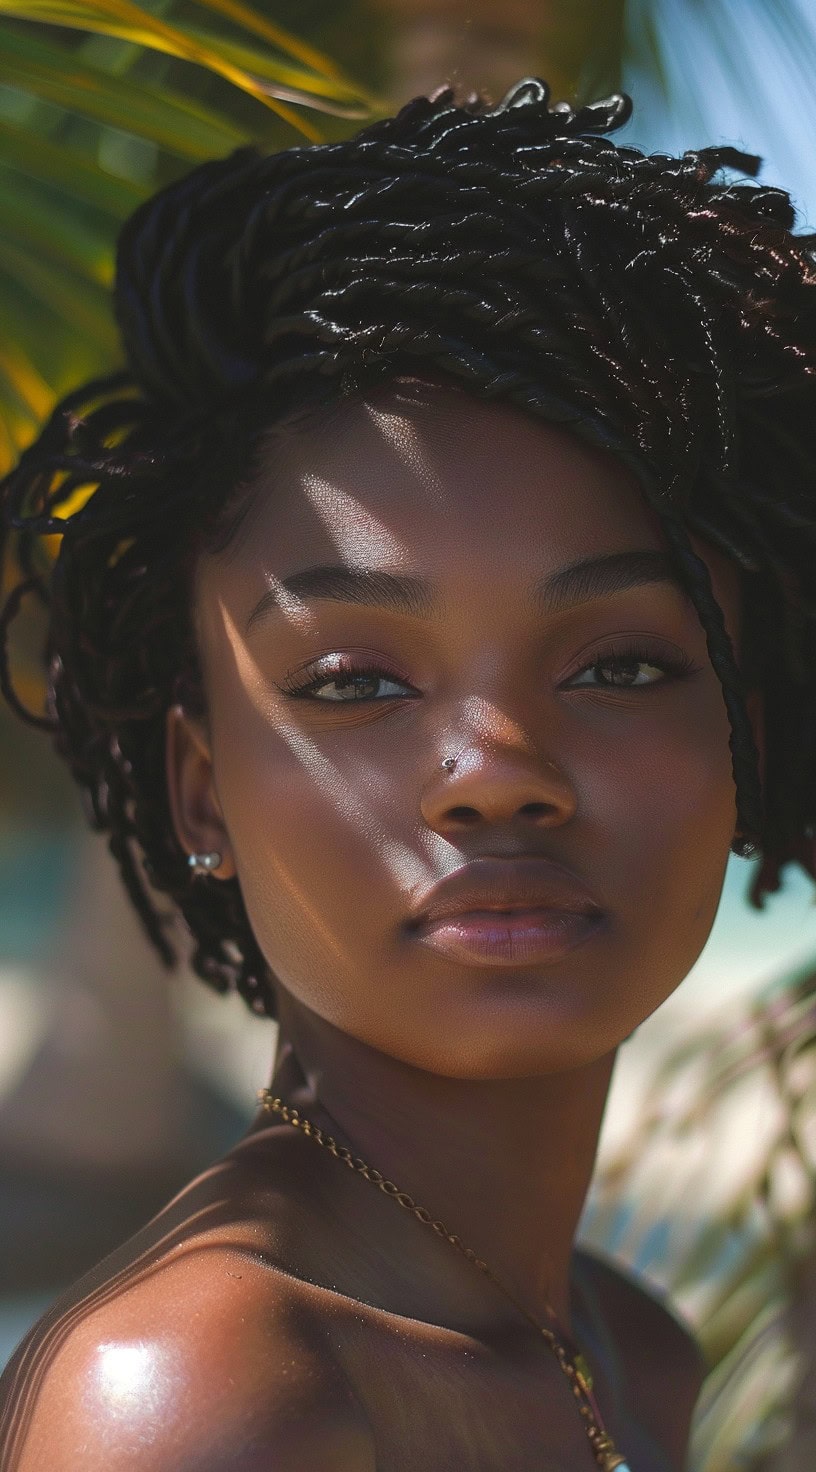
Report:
277,641,700,704
566,641,699,690
278,657,417,702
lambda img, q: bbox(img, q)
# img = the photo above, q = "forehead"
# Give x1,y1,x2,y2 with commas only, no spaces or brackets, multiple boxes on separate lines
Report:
208,381,742,626
223,384,664,566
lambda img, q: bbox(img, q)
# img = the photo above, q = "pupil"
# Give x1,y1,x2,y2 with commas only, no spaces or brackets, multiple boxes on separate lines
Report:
336,674,378,698
603,659,638,686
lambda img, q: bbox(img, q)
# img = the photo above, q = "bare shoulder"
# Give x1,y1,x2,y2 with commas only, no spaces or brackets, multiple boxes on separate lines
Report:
575,1245,706,1378
0,1241,376,1472
574,1246,706,1459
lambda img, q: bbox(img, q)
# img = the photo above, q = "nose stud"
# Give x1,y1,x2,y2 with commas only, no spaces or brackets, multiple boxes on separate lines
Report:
441,756,457,771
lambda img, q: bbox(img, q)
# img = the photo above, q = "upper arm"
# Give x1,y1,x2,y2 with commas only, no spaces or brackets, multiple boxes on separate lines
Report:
0,1256,376,1472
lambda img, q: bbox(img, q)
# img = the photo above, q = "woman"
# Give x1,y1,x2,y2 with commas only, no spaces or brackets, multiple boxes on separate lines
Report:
0,78,814,1471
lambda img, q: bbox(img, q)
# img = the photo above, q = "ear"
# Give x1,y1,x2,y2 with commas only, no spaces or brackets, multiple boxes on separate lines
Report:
165,705,236,879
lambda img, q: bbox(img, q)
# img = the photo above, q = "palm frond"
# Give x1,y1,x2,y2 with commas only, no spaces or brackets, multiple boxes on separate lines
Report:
0,0,377,130
2,25,252,158
0,1,379,476
10,0,350,80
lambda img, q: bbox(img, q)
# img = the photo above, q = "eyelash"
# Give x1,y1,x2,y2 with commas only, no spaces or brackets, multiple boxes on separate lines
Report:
278,641,700,702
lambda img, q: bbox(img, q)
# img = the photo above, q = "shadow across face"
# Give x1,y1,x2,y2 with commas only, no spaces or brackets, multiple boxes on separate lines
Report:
169,379,759,1080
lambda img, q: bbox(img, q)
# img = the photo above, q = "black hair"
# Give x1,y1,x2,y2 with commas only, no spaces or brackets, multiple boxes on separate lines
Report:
2,78,816,1020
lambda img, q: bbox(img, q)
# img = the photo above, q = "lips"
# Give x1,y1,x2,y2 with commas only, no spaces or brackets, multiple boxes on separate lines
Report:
405,856,604,930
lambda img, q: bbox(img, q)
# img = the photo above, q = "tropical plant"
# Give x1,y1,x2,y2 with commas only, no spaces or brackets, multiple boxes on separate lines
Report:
581,955,816,1472
0,0,381,476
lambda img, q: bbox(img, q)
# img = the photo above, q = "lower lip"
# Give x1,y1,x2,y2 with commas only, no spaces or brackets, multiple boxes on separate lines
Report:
410,909,607,966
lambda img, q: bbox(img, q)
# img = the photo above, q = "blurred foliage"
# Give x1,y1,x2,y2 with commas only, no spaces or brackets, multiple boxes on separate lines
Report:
538,0,624,104
582,954,816,1471
0,1,384,476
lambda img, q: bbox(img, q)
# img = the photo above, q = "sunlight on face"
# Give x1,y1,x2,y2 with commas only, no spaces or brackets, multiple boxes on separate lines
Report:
213,592,434,971
302,473,409,563
216,593,438,883
180,383,752,1077
257,572,313,628
249,474,410,638
365,399,447,504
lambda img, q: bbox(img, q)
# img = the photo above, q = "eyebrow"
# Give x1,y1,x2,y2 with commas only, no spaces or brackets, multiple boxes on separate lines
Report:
245,549,685,632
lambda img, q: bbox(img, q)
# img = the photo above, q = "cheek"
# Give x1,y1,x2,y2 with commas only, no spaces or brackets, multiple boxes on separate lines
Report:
208,689,414,1013
588,685,737,940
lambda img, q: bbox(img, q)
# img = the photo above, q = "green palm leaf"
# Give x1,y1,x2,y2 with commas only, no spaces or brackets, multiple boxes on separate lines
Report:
2,25,252,158
0,1,379,475
0,0,376,128
0,115,144,212
7,0,352,81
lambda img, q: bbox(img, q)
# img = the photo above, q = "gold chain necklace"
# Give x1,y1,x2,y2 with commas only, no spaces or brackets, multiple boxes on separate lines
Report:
257,1089,631,1471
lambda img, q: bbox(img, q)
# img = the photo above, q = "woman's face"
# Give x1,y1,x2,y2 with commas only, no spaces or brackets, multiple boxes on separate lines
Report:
169,382,763,1078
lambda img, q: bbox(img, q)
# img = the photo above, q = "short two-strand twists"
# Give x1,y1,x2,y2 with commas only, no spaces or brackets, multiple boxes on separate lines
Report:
2,78,816,1019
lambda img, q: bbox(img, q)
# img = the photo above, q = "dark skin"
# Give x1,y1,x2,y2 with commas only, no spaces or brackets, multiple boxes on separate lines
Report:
0,382,765,1470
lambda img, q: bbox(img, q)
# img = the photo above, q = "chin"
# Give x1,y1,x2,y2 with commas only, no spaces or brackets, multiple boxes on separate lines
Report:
377,1003,625,1080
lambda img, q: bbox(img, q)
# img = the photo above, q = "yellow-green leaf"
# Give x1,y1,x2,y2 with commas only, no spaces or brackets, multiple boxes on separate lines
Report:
1,26,251,158
0,1,324,138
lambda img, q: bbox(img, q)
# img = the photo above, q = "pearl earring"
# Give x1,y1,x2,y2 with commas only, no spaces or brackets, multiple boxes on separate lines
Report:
188,850,222,876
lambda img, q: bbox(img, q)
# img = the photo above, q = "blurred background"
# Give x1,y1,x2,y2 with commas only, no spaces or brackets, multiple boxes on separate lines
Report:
2,3,816,1468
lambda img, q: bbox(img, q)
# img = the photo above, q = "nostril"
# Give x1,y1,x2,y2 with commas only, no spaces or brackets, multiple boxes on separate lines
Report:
519,802,548,817
448,806,481,823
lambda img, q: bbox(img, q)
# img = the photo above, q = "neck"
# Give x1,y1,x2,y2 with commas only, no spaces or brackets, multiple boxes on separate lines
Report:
259,992,617,1338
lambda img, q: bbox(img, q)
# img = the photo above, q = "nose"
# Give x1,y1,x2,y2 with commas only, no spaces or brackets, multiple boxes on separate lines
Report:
420,746,577,834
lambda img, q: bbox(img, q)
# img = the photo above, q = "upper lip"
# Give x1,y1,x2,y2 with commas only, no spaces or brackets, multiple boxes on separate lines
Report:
406,857,604,929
